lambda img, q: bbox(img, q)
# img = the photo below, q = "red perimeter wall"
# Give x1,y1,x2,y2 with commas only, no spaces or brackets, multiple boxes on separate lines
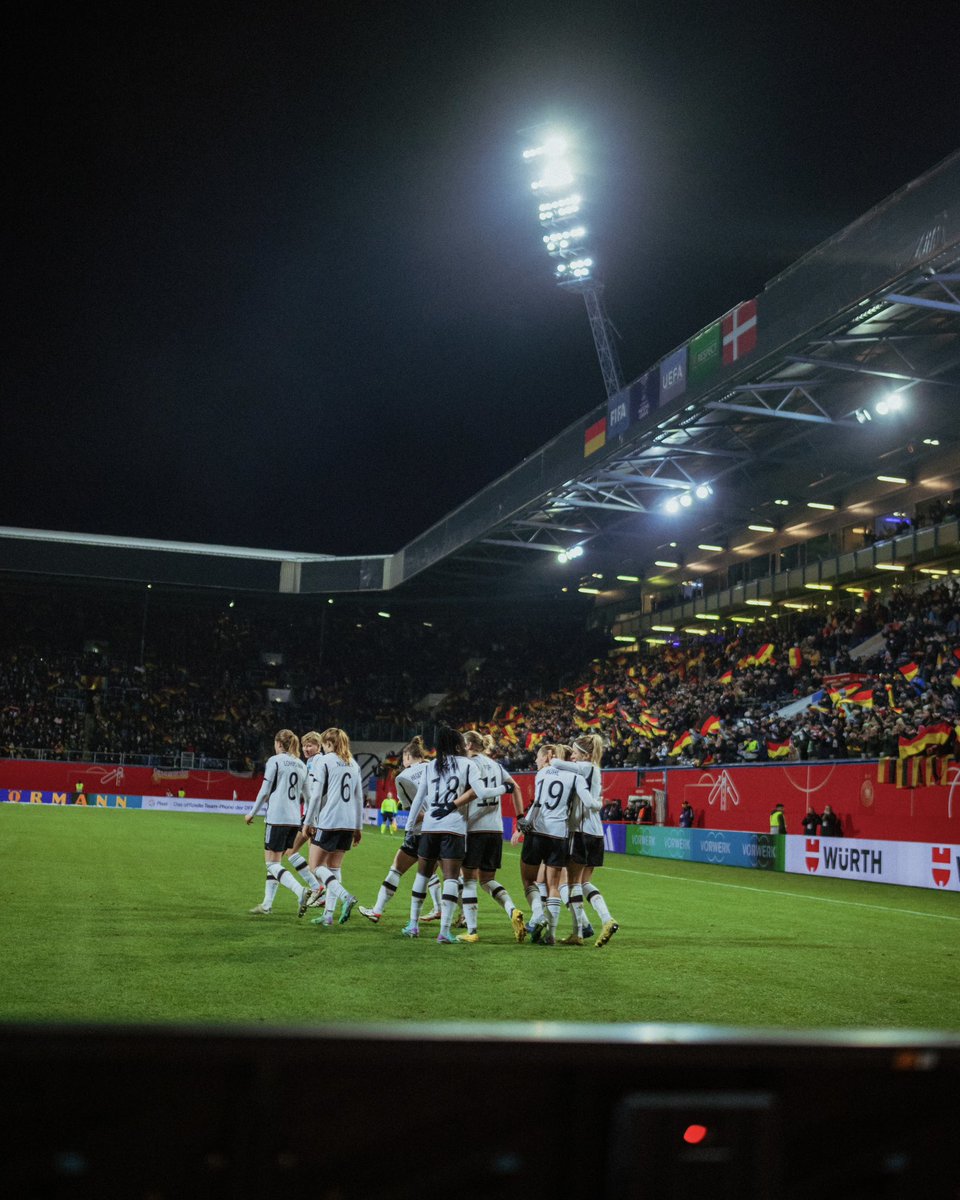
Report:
0,760,261,801
6,758,958,844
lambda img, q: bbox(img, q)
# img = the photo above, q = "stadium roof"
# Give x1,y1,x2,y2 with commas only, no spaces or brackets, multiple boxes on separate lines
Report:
3,150,959,611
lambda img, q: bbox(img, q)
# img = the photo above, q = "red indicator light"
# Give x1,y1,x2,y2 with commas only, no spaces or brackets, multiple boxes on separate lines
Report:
682,1124,709,1145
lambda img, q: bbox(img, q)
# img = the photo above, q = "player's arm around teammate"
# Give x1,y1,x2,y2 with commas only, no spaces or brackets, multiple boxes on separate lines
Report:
551,734,619,947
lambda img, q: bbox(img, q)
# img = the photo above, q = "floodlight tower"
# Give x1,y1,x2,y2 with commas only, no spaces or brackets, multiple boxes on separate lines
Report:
523,131,624,399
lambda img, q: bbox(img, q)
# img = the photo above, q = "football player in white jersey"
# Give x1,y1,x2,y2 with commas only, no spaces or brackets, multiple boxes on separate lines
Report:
402,727,510,944
244,729,311,916
518,743,598,945
550,733,619,947
358,736,443,924
302,727,363,927
455,731,525,943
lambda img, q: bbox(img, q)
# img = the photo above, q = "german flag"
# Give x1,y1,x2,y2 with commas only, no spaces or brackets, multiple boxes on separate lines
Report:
848,689,874,707
898,662,920,682
755,643,775,665
877,757,896,784
718,669,734,684
898,731,926,759
788,647,802,670
919,721,951,749
669,730,693,756
766,740,791,759
884,684,903,712
584,416,606,457
700,715,721,736
951,666,960,689
523,731,545,751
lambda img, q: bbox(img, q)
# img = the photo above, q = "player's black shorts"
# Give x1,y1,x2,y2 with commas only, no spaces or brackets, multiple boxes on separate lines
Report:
418,831,466,863
312,829,354,853
463,830,503,871
521,832,569,869
399,831,420,859
569,832,604,868
264,823,298,853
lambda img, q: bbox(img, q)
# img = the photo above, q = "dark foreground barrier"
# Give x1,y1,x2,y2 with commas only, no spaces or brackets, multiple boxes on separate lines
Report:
1,1022,957,1198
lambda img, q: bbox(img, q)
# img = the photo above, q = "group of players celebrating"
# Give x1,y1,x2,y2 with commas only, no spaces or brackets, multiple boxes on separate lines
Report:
245,724,619,948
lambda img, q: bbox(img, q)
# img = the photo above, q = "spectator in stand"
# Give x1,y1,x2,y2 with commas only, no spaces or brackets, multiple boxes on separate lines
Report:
678,801,694,828
637,799,655,825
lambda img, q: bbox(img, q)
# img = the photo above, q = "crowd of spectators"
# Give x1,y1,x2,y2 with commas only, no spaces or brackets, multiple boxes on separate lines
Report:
1,576,958,771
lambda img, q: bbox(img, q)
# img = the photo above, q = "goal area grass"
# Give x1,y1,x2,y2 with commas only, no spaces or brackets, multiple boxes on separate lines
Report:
2,805,958,1031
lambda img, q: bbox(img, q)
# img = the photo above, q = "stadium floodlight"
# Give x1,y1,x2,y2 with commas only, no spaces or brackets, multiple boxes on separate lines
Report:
679,492,693,508
664,497,681,515
569,544,584,559
875,391,906,416
557,551,569,564
694,483,713,500
522,125,623,399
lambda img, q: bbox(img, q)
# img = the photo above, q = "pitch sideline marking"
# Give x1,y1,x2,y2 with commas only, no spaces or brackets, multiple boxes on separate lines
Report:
597,861,960,923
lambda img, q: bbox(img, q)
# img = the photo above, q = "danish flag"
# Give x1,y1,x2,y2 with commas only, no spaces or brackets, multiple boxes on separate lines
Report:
722,299,758,365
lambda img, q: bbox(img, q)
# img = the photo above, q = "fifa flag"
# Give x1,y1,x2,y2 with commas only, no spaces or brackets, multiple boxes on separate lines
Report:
722,299,758,365
584,417,606,457
788,647,802,670
766,740,791,759
899,662,920,682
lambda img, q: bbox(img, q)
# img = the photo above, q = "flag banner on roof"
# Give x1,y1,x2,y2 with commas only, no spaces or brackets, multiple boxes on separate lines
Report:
584,417,606,457
659,345,687,404
688,320,721,386
607,388,630,438
722,298,758,364
631,367,659,424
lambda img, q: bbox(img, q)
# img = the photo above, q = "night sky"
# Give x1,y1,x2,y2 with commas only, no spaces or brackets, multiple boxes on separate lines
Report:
5,2,956,556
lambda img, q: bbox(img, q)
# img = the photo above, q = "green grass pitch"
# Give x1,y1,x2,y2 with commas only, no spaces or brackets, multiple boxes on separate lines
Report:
2,804,958,1031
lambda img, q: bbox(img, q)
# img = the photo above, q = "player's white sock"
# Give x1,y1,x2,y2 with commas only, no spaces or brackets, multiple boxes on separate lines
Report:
318,866,345,915
375,867,402,913
559,883,570,906
262,874,279,910
545,896,562,938
410,873,429,924
569,885,585,934
440,881,459,937
525,884,544,923
482,879,518,914
267,862,304,900
287,852,319,889
584,883,612,923
427,874,442,913
537,881,547,903
462,879,479,933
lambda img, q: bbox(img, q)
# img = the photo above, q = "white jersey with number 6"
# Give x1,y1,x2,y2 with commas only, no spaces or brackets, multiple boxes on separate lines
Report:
304,752,363,832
